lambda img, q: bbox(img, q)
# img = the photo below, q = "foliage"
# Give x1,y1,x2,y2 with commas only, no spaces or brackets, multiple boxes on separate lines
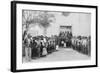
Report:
22,10,55,29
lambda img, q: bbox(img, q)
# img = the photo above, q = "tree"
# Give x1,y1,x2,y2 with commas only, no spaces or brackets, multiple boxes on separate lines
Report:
22,10,55,38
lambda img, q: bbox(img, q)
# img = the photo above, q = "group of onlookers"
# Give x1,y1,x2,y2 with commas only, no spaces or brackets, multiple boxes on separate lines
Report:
71,36,91,56
22,33,91,62
22,34,59,62
59,31,72,48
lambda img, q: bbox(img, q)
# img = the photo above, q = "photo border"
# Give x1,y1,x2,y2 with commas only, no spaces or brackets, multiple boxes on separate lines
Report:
11,1,98,72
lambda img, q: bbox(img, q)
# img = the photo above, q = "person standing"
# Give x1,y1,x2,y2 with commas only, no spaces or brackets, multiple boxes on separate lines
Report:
40,42,43,56
31,39,37,59
42,40,47,56
24,34,31,62
35,39,41,58
27,36,31,61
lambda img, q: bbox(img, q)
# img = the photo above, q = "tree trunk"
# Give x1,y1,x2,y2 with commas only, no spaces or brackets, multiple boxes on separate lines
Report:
43,28,47,36
23,23,29,40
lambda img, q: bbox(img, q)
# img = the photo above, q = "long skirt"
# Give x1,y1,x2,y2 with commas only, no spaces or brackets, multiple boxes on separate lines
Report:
64,43,66,48
25,47,31,61
31,48,37,58
31,47,40,58
42,47,47,56
56,45,59,51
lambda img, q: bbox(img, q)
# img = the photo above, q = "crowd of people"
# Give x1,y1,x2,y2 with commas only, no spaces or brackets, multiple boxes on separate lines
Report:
59,31,72,47
71,36,91,56
22,31,91,62
22,34,59,62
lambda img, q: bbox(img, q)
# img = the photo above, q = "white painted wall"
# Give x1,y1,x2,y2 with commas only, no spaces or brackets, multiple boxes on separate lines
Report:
46,12,91,36
67,13,91,36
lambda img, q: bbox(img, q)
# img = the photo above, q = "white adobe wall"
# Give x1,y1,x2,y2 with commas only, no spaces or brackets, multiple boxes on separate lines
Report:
47,12,91,36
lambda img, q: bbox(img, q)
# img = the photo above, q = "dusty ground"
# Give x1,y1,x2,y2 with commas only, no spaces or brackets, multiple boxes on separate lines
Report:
23,48,90,63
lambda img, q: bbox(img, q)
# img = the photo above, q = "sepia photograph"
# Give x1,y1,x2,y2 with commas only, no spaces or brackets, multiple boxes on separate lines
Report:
11,1,97,72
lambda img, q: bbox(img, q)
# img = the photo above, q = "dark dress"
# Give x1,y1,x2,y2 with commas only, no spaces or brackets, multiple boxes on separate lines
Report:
39,42,43,56
31,40,37,58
